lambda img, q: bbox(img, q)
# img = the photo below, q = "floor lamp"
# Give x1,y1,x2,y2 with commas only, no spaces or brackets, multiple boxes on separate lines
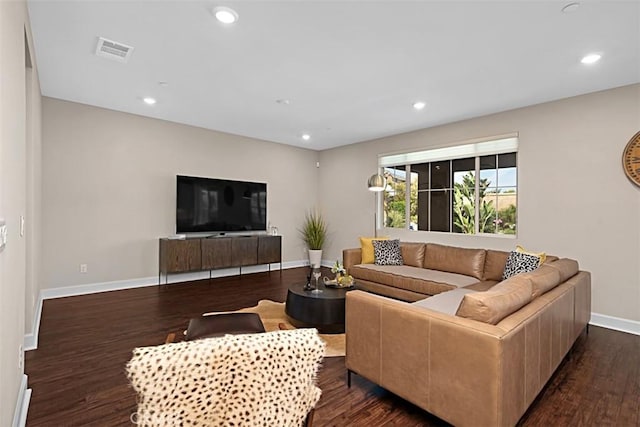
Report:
367,173,386,237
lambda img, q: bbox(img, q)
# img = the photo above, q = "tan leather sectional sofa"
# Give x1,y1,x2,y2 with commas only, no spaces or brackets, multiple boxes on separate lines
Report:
343,242,591,427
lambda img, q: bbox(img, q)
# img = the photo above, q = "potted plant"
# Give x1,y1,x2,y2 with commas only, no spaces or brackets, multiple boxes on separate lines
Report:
299,210,327,268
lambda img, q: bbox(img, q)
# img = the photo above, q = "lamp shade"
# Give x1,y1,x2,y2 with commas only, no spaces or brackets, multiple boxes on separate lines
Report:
367,174,386,192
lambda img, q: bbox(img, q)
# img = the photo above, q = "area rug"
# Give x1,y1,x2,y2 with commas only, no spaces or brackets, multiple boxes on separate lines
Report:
204,300,345,357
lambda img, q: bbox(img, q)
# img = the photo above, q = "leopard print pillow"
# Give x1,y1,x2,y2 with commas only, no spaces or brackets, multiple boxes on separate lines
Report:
373,239,403,265
502,250,541,279
126,329,325,427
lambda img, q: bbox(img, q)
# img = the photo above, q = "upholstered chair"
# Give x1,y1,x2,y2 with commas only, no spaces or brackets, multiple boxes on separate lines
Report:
127,328,325,427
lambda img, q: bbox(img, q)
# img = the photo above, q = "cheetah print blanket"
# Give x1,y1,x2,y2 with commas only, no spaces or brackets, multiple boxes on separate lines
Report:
127,329,325,426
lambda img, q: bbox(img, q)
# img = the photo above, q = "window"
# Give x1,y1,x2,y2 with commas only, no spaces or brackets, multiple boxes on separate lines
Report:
381,136,518,235
383,166,408,228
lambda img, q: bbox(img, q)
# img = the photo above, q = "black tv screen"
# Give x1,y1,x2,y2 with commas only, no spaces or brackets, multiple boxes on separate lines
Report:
176,175,267,233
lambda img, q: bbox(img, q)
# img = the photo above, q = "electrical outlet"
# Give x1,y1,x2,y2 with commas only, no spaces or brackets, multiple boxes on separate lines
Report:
80,264,88,273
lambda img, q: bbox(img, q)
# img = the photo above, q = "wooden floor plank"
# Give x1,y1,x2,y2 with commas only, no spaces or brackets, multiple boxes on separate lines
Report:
25,268,640,426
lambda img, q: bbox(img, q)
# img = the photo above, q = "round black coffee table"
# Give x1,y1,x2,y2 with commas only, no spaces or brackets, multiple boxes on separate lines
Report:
285,282,354,334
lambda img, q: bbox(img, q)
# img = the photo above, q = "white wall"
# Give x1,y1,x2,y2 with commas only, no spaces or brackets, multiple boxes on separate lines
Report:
25,29,43,341
42,98,319,288
0,0,42,424
40,84,640,325
320,84,640,323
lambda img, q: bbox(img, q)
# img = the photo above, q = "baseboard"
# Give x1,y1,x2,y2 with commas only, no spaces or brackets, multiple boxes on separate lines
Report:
23,333,36,352
24,296,43,351
24,261,309,350
41,276,160,300
12,374,30,427
590,312,640,336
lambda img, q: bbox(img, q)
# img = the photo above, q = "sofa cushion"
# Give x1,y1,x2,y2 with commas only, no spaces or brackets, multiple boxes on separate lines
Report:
400,242,426,268
412,288,477,315
455,275,533,324
519,264,562,298
483,250,510,281
350,264,477,296
359,237,388,264
373,239,403,265
424,243,486,280
502,251,542,279
546,258,579,281
463,279,500,292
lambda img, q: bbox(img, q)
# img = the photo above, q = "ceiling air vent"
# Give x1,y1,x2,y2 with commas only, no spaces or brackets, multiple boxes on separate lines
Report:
95,37,134,63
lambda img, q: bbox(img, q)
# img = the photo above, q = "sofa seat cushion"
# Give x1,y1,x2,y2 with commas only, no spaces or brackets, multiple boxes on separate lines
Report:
350,264,478,296
455,275,533,324
412,288,477,315
424,243,486,280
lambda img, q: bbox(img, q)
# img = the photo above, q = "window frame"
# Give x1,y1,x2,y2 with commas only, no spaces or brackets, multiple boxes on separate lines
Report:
378,134,518,237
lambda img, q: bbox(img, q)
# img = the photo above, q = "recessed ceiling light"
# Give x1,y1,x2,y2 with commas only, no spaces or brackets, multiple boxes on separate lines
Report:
301,134,311,141
143,97,157,105
413,101,426,110
561,2,580,13
213,6,239,24
158,81,169,87
276,99,291,105
581,53,601,64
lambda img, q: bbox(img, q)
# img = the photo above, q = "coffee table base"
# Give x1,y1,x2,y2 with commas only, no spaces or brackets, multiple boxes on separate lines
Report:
285,282,352,334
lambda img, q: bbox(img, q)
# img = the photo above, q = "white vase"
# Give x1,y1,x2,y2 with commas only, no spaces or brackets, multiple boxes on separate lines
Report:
308,249,322,268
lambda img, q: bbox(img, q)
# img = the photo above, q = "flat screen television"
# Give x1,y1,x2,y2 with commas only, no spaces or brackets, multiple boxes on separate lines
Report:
176,175,267,234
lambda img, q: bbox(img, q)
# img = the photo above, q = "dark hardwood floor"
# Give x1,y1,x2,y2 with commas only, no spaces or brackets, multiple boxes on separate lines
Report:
25,268,639,426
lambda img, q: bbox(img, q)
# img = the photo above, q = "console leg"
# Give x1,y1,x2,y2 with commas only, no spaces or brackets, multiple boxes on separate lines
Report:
586,323,590,335
347,370,352,388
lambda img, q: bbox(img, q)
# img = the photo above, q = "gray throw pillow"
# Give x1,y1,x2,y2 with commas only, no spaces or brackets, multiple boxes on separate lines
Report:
373,239,403,266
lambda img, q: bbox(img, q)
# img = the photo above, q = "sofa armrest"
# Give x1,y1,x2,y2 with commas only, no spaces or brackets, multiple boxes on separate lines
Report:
343,248,362,272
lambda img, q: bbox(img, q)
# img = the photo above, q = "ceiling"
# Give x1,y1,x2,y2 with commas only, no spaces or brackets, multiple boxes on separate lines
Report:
27,1,640,151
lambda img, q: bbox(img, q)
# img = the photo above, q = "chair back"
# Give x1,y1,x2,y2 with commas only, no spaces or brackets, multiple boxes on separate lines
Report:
127,329,325,426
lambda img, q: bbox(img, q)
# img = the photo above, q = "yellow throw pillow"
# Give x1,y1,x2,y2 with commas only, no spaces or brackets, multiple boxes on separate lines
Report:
359,237,389,264
516,245,546,264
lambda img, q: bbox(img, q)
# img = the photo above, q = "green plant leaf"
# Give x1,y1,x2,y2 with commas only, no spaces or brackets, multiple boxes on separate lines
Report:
299,210,327,250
